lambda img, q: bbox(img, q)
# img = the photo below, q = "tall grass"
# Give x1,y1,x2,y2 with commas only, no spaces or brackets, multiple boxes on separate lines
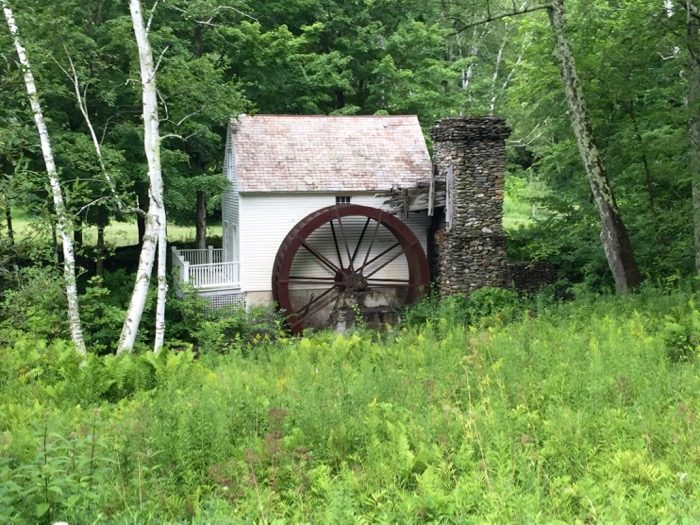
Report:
1,288,700,523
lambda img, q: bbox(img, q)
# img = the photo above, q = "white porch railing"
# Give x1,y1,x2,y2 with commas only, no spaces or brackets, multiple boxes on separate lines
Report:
171,246,240,289
177,247,224,265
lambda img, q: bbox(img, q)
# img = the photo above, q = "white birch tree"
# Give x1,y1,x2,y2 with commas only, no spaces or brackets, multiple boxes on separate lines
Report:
2,0,87,354
118,0,167,353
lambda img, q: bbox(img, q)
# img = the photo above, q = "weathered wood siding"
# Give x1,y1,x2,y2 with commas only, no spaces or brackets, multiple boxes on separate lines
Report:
239,193,430,294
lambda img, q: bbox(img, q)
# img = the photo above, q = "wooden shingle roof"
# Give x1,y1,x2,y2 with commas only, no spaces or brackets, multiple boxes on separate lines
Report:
231,114,432,192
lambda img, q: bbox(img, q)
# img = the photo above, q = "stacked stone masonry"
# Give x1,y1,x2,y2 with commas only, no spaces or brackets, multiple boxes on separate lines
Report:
431,117,511,295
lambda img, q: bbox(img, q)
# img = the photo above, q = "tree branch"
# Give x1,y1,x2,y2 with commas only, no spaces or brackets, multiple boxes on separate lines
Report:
145,0,159,35
56,46,144,216
450,4,551,35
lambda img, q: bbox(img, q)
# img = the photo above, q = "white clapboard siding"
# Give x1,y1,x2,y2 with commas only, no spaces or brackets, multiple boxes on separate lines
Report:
221,131,240,262
239,193,430,293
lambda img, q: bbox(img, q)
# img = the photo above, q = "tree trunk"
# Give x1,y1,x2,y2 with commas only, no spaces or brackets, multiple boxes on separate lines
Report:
548,0,642,293
687,0,700,272
5,205,13,246
74,216,83,251
488,30,508,115
96,222,105,276
3,1,86,354
154,210,167,352
137,210,146,245
627,99,659,229
192,26,207,252
119,0,167,353
195,190,207,249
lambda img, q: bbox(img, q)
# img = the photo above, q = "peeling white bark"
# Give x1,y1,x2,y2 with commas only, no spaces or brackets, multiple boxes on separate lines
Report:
665,0,675,17
490,34,529,115
154,210,167,353
548,0,641,293
118,0,167,353
459,26,490,112
3,1,86,354
488,30,508,115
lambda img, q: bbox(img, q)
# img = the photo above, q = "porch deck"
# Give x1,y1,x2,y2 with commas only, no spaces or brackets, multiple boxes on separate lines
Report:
171,246,241,290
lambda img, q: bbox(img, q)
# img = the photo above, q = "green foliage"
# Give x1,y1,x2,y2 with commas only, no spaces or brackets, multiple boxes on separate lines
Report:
3,0,697,289
192,304,284,354
404,287,522,328
3,288,700,522
660,300,700,362
79,276,128,353
0,266,68,343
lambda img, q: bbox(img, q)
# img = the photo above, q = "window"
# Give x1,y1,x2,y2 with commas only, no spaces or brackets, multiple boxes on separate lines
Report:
336,196,351,204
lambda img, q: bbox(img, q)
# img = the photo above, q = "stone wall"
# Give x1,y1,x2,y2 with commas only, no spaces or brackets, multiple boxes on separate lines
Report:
508,261,559,294
431,117,511,295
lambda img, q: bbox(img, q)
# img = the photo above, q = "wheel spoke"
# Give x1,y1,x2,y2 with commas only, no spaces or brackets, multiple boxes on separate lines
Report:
364,242,414,279
351,218,371,267
296,284,338,317
292,288,341,328
286,279,337,286
366,282,412,288
366,278,411,284
299,238,340,274
336,214,354,270
361,214,383,269
357,242,401,274
329,220,344,269
288,275,337,282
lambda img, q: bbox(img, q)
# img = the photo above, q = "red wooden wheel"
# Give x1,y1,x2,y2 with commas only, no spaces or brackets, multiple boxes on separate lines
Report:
272,204,430,333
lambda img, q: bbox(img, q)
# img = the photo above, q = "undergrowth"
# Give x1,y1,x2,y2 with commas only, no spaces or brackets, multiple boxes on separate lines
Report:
2,287,700,523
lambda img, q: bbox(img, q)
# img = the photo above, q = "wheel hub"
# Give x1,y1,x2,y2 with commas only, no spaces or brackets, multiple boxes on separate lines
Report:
335,269,368,292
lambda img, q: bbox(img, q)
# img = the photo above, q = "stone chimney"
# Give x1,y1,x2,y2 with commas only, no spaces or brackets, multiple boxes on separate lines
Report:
430,117,511,295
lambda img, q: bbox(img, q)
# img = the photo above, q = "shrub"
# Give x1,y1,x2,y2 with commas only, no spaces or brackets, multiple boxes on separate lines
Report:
193,304,284,354
0,266,67,344
660,299,700,362
404,286,522,329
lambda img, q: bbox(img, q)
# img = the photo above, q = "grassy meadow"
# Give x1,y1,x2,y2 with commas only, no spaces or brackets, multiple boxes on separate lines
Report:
9,216,222,247
2,288,700,523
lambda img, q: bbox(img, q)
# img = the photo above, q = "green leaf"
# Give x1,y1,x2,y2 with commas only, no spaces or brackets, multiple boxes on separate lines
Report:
35,502,49,517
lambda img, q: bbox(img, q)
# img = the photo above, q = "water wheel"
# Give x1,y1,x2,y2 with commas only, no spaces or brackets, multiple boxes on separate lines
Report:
272,204,430,333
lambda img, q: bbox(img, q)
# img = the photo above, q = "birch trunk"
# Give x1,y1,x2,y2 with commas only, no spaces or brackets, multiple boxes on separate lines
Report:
2,1,86,354
154,209,167,352
488,31,508,115
118,0,167,353
686,0,700,272
548,0,642,293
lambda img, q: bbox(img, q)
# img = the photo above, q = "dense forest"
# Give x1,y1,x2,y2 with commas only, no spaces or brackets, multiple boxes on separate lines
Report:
3,0,700,523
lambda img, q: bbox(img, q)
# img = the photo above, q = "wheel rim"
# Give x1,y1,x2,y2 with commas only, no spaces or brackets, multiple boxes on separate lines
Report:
272,204,430,333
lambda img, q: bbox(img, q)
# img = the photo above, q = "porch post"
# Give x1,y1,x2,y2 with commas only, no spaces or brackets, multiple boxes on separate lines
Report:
183,261,190,284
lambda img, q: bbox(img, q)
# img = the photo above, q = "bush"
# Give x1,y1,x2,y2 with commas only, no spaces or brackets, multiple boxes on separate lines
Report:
404,286,522,328
0,266,67,344
660,299,700,362
193,304,284,354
